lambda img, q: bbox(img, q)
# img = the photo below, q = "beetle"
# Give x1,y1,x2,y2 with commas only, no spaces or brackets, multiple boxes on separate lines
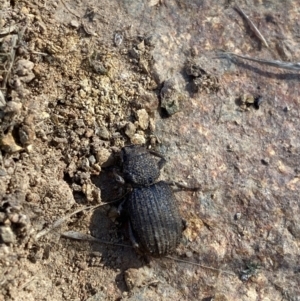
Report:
116,145,184,257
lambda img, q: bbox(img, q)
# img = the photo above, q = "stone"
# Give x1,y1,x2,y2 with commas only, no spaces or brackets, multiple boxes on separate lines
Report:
0,226,16,243
124,122,136,138
95,148,111,166
130,133,146,145
136,109,149,130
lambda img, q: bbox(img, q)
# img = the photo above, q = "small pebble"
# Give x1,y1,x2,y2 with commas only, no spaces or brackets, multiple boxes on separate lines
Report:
287,222,300,239
0,226,16,243
124,122,136,138
8,213,19,223
97,126,110,140
0,132,22,153
26,192,41,203
136,109,149,130
20,6,30,14
72,183,82,191
89,155,96,165
0,169,7,176
80,158,90,171
4,101,22,114
15,59,35,82
92,163,101,172
75,119,85,128
70,20,80,28
96,148,111,165
85,128,94,138
235,212,242,220
130,133,146,145
0,212,6,223
261,158,269,166
160,78,182,116
18,214,30,227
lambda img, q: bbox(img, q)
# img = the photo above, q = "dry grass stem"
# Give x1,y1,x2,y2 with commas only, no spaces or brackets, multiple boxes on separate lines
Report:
61,231,133,248
166,255,236,276
218,51,300,71
35,204,105,240
235,5,269,48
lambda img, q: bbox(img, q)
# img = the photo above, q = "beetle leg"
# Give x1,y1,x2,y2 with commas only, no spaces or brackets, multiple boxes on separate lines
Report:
128,222,140,249
117,198,126,215
157,157,167,170
149,150,166,170
113,168,125,185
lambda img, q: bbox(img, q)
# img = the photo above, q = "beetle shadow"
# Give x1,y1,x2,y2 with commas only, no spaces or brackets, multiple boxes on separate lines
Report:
90,165,147,272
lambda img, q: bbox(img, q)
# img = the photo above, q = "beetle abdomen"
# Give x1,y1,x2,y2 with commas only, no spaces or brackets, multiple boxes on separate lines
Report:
126,181,182,256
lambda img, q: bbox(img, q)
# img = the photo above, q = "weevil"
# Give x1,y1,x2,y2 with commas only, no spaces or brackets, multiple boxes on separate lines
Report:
116,145,185,257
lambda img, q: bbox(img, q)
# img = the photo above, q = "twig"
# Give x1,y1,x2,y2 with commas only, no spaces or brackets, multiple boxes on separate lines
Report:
1,34,18,91
166,181,201,192
35,194,126,240
60,0,80,18
35,204,95,240
61,231,133,248
235,5,269,48
27,50,49,56
1,24,27,92
166,255,236,276
0,24,17,36
218,51,300,71
35,203,109,240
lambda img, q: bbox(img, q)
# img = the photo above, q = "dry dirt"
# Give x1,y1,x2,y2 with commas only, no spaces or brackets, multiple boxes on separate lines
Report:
0,0,300,300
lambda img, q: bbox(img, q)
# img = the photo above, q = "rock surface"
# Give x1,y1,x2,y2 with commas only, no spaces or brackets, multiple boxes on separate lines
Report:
0,0,299,300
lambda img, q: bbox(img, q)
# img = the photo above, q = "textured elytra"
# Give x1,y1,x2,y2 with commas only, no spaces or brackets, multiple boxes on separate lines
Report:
122,145,160,186
126,181,183,257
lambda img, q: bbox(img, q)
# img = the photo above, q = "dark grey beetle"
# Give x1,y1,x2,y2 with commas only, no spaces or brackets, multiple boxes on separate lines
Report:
117,145,184,257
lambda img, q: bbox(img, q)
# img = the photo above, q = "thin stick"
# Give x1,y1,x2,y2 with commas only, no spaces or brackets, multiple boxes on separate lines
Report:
166,255,236,276
35,194,128,240
35,204,100,240
27,50,49,56
61,231,133,248
60,0,80,18
62,233,236,275
166,181,201,192
1,25,27,92
235,5,269,48
1,34,17,91
218,51,300,71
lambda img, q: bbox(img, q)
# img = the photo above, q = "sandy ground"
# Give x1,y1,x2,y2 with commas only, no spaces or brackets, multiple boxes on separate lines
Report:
0,0,300,300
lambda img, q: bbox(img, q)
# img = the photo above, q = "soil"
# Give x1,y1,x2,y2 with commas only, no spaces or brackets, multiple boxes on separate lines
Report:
0,0,300,300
